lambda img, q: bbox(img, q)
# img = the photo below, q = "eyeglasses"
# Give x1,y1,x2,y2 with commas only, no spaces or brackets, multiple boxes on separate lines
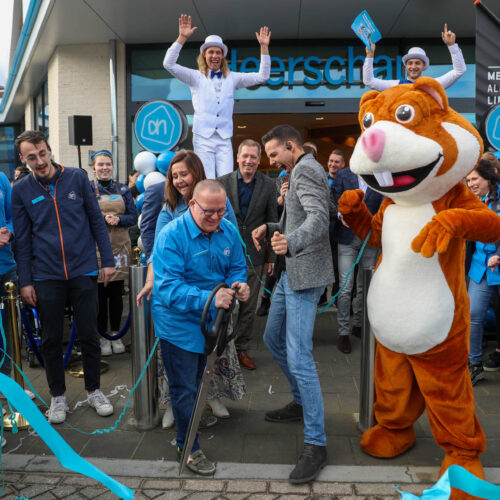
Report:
194,199,225,217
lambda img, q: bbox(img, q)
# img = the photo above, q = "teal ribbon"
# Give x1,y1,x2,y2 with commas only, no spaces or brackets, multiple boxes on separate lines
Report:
0,374,134,499
397,465,500,499
225,219,372,315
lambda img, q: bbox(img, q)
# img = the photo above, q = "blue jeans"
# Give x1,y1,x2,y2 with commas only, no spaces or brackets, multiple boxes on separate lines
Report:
263,272,326,446
160,339,206,453
469,276,500,365
0,268,18,377
337,236,378,336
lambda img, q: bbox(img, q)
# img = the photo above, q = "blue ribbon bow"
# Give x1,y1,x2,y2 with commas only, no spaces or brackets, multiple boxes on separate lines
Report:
210,70,222,79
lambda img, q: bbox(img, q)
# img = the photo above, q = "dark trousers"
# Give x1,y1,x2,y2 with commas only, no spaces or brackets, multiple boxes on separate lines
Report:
98,280,124,332
160,339,206,453
235,264,263,352
35,276,101,397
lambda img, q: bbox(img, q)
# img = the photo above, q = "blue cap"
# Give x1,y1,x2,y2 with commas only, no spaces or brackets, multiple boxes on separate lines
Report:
91,150,113,161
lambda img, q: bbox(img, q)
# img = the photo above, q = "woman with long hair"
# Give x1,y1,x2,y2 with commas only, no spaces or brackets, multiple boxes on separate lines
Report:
466,160,500,385
163,14,271,178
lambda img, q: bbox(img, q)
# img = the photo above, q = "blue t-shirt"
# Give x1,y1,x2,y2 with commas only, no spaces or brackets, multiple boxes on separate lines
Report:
0,173,16,276
151,210,247,354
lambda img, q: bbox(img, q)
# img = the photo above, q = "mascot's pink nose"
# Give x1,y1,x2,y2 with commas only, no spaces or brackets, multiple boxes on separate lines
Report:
362,128,386,163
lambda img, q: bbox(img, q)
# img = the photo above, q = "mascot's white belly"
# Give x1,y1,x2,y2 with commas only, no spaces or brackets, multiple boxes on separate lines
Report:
368,203,454,354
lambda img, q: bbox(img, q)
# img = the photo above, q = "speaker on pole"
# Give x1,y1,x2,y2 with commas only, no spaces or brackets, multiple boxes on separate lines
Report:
68,116,93,169
68,115,93,146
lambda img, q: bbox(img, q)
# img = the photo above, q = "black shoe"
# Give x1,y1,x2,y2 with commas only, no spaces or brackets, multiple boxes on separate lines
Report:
337,335,352,353
265,401,303,423
469,362,485,386
484,351,500,372
289,443,327,484
256,297,270,316
351,326,362,338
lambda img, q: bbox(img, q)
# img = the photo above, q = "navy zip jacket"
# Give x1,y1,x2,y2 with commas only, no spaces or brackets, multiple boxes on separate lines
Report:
12,164,114,287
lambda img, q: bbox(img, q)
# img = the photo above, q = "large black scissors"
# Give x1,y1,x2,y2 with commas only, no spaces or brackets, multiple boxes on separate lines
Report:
179,282,238,474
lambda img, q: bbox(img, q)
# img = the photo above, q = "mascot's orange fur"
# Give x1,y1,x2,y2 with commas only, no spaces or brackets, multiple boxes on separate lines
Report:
339,77,500,498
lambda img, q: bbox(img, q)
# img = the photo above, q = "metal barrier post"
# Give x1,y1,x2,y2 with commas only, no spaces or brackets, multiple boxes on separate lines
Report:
3,281,29,430
358,268,375,433
129,257,160,431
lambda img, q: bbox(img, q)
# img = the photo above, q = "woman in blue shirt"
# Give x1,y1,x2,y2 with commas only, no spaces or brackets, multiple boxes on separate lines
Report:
466,160,500,385
136,150,243,425
91,150,137,356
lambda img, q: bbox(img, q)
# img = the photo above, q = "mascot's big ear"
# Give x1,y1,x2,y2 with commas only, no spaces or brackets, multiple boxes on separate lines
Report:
413,77,448,111
360,90,380,107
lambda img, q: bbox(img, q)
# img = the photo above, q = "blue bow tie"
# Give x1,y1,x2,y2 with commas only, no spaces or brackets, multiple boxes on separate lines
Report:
210,70,222,79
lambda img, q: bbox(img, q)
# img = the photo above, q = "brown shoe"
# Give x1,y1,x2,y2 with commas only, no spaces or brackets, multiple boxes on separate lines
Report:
337,335,352,354
238,352,256,370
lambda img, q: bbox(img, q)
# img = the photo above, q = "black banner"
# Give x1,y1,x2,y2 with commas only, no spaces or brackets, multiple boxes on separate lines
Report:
475,1,500,125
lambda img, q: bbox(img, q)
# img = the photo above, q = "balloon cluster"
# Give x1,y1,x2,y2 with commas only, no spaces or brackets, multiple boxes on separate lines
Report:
134,150,176,213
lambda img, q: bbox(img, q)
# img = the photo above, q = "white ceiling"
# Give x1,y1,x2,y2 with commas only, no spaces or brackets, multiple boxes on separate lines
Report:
3,0,498,122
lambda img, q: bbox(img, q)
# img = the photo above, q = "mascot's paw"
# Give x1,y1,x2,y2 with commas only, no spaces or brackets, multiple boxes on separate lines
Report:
411,219,452,258
338,189,365,215
440,454,485,500
361,424,416,458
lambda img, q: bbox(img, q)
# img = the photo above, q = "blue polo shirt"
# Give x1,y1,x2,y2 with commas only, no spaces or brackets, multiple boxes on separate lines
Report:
0,173,16,276
151,209,247,354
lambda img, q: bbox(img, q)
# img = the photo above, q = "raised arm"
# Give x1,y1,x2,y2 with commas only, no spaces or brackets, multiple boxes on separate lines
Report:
234,26,271,88
163,14,200,87
362,42,398,91
435,24,466,89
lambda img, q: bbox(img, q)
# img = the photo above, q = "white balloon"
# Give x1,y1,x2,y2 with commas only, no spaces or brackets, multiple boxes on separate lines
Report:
134,151,157,175
137,236,144,252
137,214,142,230
144,171,166,190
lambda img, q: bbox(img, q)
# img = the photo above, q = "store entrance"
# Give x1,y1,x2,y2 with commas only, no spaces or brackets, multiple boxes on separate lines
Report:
233,112,360,175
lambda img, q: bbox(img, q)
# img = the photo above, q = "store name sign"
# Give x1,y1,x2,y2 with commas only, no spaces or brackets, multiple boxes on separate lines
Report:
228,47,403,86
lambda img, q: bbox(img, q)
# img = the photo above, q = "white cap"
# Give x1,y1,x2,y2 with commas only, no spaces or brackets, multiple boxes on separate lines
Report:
402,47,429,70
200,35,228,57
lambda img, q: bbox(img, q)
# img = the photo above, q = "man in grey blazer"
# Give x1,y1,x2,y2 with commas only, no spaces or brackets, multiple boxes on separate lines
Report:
218,139,278,370
252,125,333,484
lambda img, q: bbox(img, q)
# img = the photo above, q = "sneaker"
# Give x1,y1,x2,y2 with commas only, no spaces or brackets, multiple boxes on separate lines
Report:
289,443,327,484
177,447,216,476
469,362,485,386
1,437,5,448
206,398,230,419
162,402,175,429
100,338,112,357
111,338,126,354
265,401,303,423
88,389,113,417
199,412,218,429
484,351,500,372
47,395,69,424
1,389,35,401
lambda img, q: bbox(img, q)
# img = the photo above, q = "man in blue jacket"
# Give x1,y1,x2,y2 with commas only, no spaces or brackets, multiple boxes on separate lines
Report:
11,130,116,424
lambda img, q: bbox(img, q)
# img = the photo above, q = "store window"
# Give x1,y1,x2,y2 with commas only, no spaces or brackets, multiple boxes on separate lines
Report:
0,126,18,180
33,80,49,139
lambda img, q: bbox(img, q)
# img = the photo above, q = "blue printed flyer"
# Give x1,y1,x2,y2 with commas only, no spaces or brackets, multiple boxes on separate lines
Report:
351,10,382,48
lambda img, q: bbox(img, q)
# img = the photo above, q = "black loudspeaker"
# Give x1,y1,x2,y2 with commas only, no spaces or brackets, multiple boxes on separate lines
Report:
68,115,93,146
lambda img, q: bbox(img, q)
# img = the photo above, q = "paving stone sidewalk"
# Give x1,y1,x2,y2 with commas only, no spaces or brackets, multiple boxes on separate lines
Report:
1,470,433,499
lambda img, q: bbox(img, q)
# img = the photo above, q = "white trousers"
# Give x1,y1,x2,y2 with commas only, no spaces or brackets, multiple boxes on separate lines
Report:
193,133,234,179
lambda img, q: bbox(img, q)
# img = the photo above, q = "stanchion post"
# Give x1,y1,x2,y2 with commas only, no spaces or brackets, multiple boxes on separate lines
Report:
3,281,30,430
129,249,160,430
358,268,375,433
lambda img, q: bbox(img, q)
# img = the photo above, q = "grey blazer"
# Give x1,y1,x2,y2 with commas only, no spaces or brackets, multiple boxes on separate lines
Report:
218,170,278,267
267,154,333,291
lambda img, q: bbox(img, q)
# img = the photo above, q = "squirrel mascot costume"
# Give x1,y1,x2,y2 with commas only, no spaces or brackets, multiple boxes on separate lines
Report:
339,77,500,499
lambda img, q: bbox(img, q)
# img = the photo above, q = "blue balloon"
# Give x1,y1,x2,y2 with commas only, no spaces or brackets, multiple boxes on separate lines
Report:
157,150,175,174
136,174,146,194
136,192,145,213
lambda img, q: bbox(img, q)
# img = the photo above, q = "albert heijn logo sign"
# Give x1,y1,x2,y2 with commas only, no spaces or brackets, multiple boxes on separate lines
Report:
134,100,188,153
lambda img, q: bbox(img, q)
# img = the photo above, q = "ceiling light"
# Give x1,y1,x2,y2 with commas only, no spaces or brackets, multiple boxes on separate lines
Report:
315,117,325,121
237,125,247,129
